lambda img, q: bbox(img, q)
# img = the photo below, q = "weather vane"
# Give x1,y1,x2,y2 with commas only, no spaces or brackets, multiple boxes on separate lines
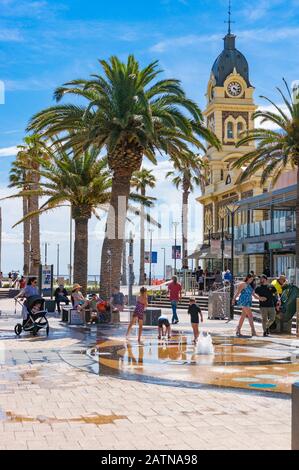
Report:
225,0,235,35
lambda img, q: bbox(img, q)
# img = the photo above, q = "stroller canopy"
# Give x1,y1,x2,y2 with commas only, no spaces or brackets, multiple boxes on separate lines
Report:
26,295,45,311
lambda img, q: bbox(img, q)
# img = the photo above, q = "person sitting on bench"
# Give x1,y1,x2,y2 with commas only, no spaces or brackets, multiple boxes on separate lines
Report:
54,284,69,313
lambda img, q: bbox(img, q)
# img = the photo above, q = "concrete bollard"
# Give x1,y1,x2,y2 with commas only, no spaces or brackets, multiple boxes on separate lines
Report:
292,382,299,450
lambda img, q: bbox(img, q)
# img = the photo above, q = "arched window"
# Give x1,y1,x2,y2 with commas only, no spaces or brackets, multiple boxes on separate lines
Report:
226,174,232,185
227,122,234,139
237,122,244,136
220,169,224,181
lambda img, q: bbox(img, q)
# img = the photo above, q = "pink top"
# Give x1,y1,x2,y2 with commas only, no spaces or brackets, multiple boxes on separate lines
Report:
168,282,182,301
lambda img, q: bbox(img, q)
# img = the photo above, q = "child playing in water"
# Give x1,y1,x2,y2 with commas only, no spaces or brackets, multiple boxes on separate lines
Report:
188,298,203,344
158,314,171,340
126,287,148,344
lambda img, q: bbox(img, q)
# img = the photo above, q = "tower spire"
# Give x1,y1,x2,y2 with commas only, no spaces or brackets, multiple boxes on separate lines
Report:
225,0,235,35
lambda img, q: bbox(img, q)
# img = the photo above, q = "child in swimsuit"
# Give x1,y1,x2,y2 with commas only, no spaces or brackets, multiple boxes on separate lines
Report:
126,287,148,343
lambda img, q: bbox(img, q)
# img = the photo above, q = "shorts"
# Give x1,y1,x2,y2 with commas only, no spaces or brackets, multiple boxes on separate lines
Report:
158,318,170,328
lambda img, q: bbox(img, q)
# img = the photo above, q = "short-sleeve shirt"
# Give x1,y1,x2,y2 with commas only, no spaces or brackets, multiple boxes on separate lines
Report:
188,304,201,323
168,282,182,301
255,285,277,308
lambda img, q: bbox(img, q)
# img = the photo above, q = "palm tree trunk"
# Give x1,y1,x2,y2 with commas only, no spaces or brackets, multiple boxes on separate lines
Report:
28,194,40,276
29,168,40,276
139,187,145,285
23,196,30,276
73,216,89,294
100,172,131,298
296,166,299,269
182,183,190,269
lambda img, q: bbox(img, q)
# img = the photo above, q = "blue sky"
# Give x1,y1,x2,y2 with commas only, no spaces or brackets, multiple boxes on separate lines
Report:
0,0,299,276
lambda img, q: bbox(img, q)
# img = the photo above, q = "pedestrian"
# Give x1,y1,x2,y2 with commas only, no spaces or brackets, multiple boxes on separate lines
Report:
167,276,182,324
158,314,171,340
110,286,125,313
0,272,3,288
232,274,265,337
14,277,39,325
255,275,277,336
54,284,70,314
8,272,12,288
19,276,26,289
188,298,203,343
223,268,233,283
126,287,148,344
271,275,287,296
196,266,204,295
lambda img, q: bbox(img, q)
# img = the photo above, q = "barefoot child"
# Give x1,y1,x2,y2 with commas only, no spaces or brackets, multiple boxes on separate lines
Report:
188,298,203,343
126,287,148,344
158,314,171,340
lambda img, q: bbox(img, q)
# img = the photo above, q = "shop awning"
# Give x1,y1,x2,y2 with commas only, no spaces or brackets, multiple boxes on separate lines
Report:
237,185,296,211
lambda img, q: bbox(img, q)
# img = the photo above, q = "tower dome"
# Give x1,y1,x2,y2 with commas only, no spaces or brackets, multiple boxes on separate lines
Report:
211,33,251,87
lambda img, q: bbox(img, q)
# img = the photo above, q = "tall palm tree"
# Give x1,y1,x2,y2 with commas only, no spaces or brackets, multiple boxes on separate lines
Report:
234,80,299,267
131,168,156,284
167,153,206,268
9,159,31,276
27,55,220,297
9,147,112,293
10,135,46,275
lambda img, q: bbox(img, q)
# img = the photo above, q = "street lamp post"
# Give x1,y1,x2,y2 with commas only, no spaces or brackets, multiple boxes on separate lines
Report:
44,242,49,266
161,248,166,280
57,244,60,279
219,207,227,272
226,202,240,321
128,232,134,305
148,229,154,286
172,222,180,275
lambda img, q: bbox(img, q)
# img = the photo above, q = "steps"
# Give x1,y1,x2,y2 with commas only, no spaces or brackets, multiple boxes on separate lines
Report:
0,289,20,299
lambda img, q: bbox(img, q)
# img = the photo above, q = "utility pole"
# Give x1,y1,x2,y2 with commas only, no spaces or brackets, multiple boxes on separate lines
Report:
0,207,2,273
69,206,73,285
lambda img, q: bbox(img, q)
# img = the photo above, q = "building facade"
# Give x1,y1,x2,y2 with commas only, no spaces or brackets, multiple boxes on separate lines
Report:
197,29,271,275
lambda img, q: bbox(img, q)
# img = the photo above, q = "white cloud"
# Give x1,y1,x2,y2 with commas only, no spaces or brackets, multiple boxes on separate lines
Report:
255,103,289,130
0,146,18,157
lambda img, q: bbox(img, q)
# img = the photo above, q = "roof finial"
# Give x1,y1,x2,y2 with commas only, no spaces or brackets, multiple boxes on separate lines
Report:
225,0,235,35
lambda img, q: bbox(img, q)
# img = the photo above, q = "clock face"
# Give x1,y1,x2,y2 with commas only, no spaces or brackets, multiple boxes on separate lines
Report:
227,81,242,97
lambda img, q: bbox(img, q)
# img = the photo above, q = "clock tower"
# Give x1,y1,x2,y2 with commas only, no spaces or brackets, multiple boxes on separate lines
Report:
197,25,267,275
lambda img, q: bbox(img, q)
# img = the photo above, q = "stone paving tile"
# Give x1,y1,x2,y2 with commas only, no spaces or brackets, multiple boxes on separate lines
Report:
0,299,294,450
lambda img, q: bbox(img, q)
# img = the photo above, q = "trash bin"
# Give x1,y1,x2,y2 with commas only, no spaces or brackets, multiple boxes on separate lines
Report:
208,292,230,320
144,308,161,326
45,299,56,313
272,284,299,334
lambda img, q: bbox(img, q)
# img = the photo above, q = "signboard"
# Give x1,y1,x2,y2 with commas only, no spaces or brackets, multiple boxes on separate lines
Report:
166,265,173,279
69,309,85,325
245,243,265,254
144,252,158,264
172,246,181,260
269,242,283,250
41,266,52,289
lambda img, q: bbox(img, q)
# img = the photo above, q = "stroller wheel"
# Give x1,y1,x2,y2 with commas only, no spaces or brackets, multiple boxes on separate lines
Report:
32,326,38,336
46,324,50,336
14,324,22,336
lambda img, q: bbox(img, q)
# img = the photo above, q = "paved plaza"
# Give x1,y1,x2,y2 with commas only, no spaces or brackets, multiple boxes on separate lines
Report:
0,298,296,450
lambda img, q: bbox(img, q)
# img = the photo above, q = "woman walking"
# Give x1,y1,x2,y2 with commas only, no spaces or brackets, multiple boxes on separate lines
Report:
232,274,265,337
15,277,39,325
126,287,148,344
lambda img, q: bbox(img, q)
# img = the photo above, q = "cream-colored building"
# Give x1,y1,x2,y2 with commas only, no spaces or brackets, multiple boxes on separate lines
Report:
197,30,268,275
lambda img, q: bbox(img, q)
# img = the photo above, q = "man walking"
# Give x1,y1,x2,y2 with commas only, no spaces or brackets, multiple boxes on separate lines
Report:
255,274,277,337
168,276,182,324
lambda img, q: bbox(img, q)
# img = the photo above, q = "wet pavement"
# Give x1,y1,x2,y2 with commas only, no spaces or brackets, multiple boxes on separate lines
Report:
0,298,295,449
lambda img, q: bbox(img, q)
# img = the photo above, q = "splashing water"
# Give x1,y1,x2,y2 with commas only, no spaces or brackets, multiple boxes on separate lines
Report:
196,332,215,355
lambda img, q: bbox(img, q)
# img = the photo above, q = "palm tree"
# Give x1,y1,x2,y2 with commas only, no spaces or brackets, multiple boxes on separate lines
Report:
9,159,31,276
27,55,220,297
166,153,206,268
10,146,112,294
131,168,156,285
10,135,46,275
234,79,299,267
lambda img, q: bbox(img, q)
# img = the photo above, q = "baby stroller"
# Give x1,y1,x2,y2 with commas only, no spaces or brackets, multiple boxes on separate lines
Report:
15,295,49,337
